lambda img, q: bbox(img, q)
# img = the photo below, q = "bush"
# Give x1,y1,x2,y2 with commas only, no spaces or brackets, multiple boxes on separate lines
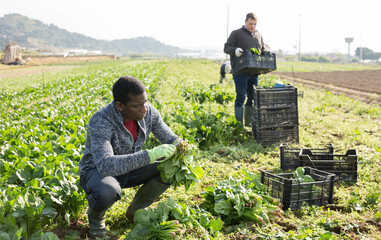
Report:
318,56,330,63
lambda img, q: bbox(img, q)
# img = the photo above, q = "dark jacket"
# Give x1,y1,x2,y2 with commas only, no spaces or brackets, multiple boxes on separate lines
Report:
79,101,179,177
224,26,265,73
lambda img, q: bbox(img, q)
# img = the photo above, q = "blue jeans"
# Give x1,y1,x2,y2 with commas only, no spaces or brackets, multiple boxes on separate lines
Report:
233,74,259,107
80,162,165,212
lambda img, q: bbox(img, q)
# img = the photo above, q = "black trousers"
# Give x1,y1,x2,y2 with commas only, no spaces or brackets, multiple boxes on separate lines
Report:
80,162,164,212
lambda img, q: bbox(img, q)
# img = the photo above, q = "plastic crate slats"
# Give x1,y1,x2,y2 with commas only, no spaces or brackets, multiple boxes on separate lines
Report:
253,85,298,109
252,85,299,146
261,167,335,210
280,143,334,171
253,106,299,128
253,125,299,147
279,144,357,182
299,149,358,182
233,51,277,75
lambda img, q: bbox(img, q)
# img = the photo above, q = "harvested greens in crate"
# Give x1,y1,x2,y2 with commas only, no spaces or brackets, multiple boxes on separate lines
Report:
260,167,335,210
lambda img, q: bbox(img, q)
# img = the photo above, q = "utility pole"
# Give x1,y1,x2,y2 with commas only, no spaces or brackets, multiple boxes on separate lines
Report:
298,14,301,61
359,35,362,62
226,5,229,40
226,5,229,60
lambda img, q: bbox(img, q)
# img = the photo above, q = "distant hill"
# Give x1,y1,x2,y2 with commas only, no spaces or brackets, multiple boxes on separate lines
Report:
0,14,181,56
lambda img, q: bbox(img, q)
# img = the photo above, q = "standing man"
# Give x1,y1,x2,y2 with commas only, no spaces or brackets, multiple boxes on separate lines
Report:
79,75,181,238
224,12,267,127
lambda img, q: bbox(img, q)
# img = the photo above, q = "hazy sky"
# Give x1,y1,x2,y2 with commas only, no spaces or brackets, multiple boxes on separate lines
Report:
1,0,380,54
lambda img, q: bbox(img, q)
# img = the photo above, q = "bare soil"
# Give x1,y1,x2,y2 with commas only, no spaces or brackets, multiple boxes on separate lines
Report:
271,70,381,104
0,55,115,79
26,55,115,65
50,220,119,240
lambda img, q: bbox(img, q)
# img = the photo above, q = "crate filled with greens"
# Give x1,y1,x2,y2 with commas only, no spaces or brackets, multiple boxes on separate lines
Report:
260,167,335,210
299,149,358,182
280,143,334,170
233,50,276,75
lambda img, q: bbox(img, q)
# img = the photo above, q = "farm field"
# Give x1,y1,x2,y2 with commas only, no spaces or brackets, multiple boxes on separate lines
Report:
0,59,380,240
0,59,128,91
272,70,381,95
271,69,381,104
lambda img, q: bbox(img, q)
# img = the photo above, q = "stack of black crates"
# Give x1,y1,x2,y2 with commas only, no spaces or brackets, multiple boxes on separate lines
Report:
252,85,299,146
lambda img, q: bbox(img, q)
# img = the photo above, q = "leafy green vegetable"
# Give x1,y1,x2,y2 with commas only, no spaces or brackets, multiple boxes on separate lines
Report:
0,63,167,238
292,167,315,183
182,83,235,105
157,141,203,191
201,169,283,225
291,167,319,201
126,198,223,239
251,48,260,55
375,212,381,221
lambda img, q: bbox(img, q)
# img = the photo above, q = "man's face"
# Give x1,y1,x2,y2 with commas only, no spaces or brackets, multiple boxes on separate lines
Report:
245,18,257,33
117,92,148,122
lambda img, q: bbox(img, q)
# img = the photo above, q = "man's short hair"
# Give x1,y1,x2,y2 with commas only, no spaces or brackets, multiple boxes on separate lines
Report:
112,75,146,104
245,12,258,21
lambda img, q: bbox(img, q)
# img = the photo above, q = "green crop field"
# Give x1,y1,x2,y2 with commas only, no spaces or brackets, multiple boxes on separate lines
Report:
0,59,380,239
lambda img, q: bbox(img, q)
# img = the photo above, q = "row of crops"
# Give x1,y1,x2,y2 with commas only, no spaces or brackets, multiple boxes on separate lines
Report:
1,59,380,239
0,61,251,239
0,63,168,238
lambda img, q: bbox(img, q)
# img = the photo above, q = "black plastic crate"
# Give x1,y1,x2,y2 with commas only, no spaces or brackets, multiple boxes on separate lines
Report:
253,106,299,129
233,50,276,75
280,143,334,170
253,85,298,109
260,167,335,210
253,125,299,147
299,149,358,182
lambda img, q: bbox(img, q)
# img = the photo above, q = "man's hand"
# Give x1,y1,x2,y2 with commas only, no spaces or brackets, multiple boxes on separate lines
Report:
235,48,243,57
146,144,176,163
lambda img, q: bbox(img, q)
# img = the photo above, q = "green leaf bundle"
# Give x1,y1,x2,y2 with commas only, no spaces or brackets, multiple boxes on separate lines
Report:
291,167,319,200
125,198,223,240
201,170,283,225
157,141,203,191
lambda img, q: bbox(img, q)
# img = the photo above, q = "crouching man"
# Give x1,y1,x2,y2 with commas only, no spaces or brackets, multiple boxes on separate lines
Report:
219,60,232,83
78,75,181,238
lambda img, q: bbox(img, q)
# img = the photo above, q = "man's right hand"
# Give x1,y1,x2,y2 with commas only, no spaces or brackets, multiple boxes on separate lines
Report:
235,48,243,57
146,144,176,163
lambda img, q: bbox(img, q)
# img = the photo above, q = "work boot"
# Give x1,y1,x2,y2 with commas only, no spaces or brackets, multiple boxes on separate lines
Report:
87,208,108,238
126,178,170,223
244,106,254,127
234,107,244,124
